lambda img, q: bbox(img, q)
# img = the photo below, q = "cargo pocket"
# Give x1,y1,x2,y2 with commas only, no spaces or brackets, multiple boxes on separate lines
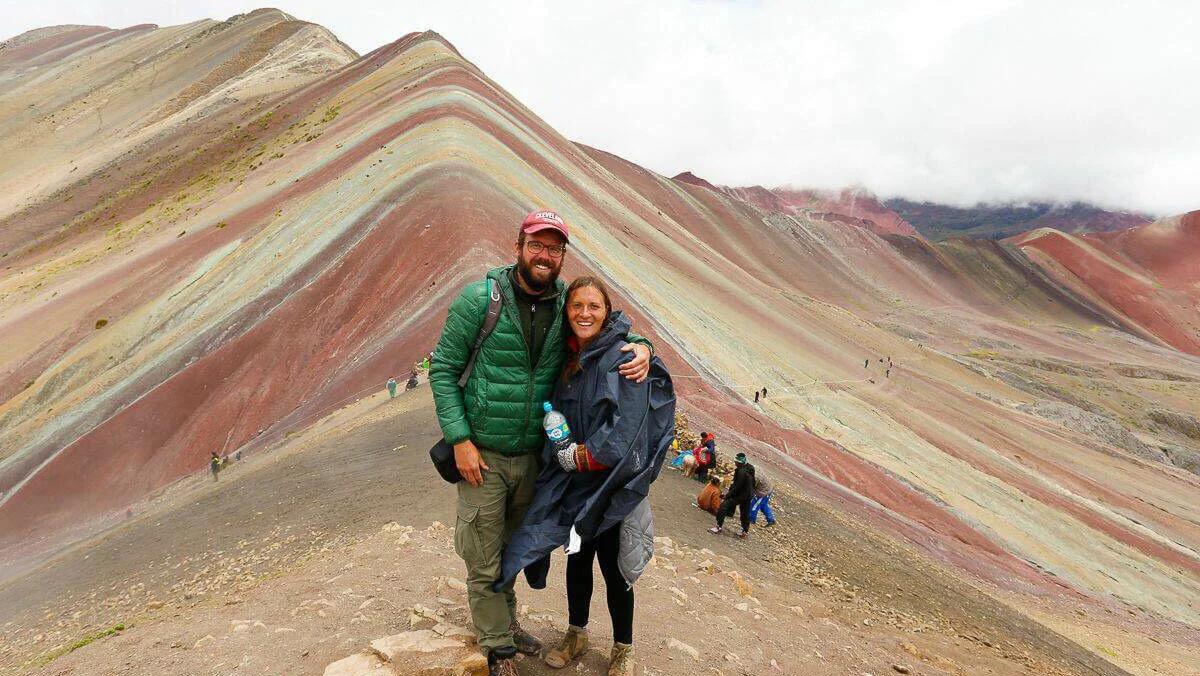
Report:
454,503,482,563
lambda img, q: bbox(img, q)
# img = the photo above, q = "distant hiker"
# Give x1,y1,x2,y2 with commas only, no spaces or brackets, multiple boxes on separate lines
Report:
693,432,717,481
710,453,755,538
387,376,398,398
864,358,870,368
754,390,760,403
696,476,722,516
749,470,776,527
210,452,221,482
885,367,891,378
496,276,675,676
234,449,242,462
761,387,768,400
406,369,419,391
421,355,431,370
668,439,692,471
429,210,653,675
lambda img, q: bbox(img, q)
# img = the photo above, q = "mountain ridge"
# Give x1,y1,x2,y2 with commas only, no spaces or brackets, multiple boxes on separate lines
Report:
668,169,1156,241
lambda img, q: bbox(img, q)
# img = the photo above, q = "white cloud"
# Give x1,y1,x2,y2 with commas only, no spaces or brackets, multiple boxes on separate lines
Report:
4,0,1197,214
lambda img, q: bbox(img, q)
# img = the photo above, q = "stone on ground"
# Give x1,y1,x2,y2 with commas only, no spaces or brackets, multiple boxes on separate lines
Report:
667,637,700,661
323,651,396,675
370,630,463,658
321,626,487,676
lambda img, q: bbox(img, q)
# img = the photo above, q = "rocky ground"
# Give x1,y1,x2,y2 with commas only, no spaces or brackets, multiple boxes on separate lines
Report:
0,387,1181,675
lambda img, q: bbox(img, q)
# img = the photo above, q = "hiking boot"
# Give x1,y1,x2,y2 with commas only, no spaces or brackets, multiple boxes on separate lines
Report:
607,642,634,676
510,620,543,656
764,521,777,528
488,648,519,676
544,625,588,668
708,526,722,535
737,530,749,539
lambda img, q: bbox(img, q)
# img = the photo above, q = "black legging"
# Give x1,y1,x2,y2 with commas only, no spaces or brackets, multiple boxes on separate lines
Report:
566,525,634,644
716,496,751,533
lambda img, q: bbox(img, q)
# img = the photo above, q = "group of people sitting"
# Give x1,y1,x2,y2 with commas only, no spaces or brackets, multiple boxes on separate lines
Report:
671,432,777,538
669,431,717,479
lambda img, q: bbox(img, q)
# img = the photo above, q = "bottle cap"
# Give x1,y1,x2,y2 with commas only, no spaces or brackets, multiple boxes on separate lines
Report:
543,401,552,412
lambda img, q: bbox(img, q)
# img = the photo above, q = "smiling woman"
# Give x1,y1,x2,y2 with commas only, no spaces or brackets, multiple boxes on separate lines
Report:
562,276,613,380
497,273,675,676
565,277,612,343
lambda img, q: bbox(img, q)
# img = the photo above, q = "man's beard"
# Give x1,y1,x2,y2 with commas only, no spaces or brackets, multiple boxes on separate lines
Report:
517,255,560,293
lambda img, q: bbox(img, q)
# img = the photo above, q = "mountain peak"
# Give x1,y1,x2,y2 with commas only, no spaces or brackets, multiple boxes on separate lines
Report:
672,171,719,191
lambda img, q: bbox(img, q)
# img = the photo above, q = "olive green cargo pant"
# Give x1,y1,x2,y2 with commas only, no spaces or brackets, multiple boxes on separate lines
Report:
454,448,539,652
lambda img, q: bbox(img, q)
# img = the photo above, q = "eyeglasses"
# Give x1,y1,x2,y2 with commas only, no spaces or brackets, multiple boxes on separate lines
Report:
524,241,568,258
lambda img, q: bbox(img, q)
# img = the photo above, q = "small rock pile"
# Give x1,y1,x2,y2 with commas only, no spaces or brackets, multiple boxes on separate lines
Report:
673,411,700,451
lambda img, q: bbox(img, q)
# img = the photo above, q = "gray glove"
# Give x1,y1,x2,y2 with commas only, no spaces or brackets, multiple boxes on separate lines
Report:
555,443,578,472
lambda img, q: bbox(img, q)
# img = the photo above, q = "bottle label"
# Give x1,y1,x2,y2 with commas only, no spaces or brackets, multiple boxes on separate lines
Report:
547,423,569,441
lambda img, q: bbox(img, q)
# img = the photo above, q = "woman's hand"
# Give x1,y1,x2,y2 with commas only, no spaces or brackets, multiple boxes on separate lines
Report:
556,444,578,472
618,343,652,382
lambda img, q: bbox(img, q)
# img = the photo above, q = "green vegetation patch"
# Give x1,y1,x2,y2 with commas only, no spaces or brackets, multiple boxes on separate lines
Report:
33,623,126,668
319,104,341,124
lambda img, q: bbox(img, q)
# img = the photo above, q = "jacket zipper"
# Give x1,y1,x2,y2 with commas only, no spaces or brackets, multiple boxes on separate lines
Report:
505,269,563,452
503,280,535,452
527,301,537,449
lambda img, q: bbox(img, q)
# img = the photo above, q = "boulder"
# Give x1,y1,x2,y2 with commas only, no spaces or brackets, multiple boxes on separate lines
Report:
455,653,488,675
370,631,461,659
667,638,700,661
323,652,395,675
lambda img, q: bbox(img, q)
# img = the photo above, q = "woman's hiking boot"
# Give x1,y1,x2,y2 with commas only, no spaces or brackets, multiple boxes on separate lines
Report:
607,642,634,676
544,625,588,668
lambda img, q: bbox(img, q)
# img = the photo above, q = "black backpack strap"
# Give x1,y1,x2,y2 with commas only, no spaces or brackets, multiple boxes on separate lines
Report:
458,278,503,388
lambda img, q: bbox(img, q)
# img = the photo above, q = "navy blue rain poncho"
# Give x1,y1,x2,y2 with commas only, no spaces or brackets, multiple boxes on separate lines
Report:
494,311,675,590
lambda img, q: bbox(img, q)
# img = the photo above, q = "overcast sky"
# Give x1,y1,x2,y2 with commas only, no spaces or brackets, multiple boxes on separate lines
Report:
5,1,1197,214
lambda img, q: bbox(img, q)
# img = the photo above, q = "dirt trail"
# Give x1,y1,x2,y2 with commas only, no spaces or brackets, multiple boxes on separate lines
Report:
0,387,1149,675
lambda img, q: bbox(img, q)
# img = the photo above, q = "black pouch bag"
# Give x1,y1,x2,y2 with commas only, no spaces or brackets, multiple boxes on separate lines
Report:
428,278,503,485
429,439,462,484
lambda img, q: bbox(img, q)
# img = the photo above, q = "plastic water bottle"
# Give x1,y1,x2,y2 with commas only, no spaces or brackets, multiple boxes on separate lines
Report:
542,402,573,453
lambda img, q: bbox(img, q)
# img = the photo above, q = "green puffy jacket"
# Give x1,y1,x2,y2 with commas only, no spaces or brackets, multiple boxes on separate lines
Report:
430,265,649,456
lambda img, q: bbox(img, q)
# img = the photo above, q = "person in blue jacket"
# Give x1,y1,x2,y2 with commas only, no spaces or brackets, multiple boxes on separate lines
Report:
495,276,675,676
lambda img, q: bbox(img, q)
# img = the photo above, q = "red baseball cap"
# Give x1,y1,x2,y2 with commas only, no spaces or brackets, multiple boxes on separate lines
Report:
520,209,570,242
